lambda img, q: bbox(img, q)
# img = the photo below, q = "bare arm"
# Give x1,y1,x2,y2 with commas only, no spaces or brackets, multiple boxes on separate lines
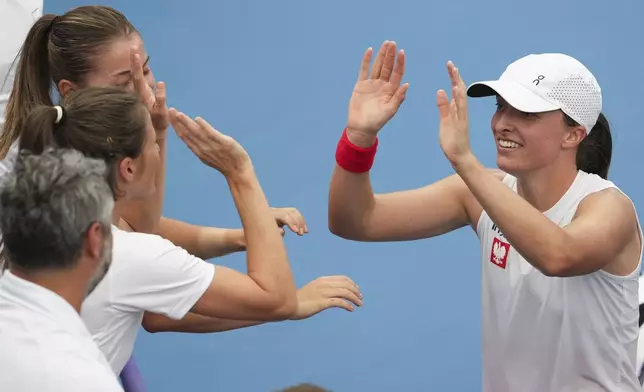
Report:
329,41,478,242
142,275,362,333
171,112,297,321
156,217,245,259
142,312,263,333
457,157,639,277
329,160,474,242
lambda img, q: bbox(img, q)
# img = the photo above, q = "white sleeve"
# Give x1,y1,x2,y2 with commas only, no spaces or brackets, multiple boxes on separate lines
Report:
111,231,215,320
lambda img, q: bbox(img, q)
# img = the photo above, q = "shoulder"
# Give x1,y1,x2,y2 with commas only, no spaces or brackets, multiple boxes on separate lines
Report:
577,186,635,220
112,226,179,260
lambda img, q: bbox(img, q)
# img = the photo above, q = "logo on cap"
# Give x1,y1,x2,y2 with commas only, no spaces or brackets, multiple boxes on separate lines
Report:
532,75,545,86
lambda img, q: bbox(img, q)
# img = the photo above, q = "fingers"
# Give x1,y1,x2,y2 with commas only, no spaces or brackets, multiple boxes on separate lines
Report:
286,208,308,235
194,117,227,141
451,66,468,121
357,47,373,82
378,41,397,82
389,49,406,87
390,82,409,109
319,275,362,299
131,51,154,109
154,81,167,110
170,110,205,151
324,287,363,307
324,297,355,313
436,89,451,120
370,40,389,80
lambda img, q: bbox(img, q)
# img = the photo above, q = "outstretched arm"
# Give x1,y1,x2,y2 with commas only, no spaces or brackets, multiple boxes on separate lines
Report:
329,41,473,242
171,112,297,320
155,207,308,260
142,276,362,333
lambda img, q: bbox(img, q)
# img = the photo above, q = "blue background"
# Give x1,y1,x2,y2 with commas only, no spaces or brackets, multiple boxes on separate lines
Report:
46,0,644,390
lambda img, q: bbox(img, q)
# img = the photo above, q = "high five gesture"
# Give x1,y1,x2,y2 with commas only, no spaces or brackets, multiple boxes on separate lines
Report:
347,40,409,147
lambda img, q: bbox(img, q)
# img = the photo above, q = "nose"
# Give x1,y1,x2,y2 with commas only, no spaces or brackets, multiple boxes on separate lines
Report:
492,110,514,135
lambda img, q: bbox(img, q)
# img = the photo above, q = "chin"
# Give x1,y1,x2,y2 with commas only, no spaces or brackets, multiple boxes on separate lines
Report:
496,156,523,176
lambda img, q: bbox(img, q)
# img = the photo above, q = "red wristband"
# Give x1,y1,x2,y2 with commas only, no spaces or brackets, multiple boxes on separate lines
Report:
335,128,378,173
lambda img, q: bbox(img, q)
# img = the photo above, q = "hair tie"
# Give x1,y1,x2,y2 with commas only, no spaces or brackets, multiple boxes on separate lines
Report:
53,105,64,124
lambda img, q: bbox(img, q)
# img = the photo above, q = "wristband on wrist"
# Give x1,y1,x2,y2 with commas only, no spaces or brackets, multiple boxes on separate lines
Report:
335,128,378,173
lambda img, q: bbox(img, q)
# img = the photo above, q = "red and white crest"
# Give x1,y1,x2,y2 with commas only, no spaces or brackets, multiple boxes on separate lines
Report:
490,237,510,269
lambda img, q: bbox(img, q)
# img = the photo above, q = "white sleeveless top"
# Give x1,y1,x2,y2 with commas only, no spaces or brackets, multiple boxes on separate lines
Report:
477,170,642,392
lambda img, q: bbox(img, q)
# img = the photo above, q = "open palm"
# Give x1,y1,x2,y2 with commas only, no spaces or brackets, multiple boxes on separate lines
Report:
347,40,409,138
437,62,473,167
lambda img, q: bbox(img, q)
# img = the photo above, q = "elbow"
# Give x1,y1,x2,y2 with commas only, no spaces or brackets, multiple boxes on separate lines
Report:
537,250,578,278
141,314,164,334
539,262,568,278
328,212,368,241
264,294,297,321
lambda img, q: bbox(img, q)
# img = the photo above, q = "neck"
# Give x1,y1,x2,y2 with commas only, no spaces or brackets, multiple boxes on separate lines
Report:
516,164,579,212
112,199,123,226
10,267,88,312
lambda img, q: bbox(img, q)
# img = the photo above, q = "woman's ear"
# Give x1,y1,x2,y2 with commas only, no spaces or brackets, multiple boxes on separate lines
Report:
57,79,77,98
562,125,587,150
117,157,137,184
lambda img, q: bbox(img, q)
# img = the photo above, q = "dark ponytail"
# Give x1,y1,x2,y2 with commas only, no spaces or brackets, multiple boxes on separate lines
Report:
569,113,612,179
1,14,57,159
17,106,61,158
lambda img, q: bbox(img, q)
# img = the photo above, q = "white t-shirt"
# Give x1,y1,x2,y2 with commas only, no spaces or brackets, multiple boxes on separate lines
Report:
478,170,642,392
81,226,215,374
0,270,124,392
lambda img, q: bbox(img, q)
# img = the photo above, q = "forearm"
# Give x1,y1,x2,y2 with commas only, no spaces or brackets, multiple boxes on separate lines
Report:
455,156,569,274
142,311,266,334
157,217,246,259
328,131,378,239
118,133,167,234
227,167,297,308
328,166,378,238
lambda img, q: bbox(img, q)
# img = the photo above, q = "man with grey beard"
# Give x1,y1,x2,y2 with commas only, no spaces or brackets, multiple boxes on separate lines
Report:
0,148,124,391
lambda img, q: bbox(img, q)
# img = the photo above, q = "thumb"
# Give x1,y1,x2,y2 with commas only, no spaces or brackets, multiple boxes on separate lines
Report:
436,89,451,120
389,82,409,108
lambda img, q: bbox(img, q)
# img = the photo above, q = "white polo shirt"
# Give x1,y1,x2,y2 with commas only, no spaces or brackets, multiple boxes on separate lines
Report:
81,226,216,374
0,270,124,391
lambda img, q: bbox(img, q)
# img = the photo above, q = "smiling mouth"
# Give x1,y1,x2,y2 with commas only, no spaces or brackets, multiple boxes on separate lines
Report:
498,139,522,149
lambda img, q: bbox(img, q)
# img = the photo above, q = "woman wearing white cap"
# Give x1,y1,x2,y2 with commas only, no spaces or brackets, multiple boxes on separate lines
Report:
328,40,642,391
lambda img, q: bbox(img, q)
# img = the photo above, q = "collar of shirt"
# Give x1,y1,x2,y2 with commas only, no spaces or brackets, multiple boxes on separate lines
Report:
0,270,90,337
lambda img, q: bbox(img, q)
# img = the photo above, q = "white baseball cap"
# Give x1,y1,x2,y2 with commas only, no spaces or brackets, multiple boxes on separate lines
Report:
467,53,602,133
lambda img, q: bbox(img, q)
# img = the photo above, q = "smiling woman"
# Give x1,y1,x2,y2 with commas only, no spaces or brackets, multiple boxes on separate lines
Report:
328,41,642,392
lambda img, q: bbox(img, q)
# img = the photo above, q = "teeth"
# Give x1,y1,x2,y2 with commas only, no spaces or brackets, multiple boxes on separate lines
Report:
499,140,520,148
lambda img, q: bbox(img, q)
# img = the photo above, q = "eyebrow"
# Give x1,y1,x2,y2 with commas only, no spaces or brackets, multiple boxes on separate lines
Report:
113,55,151,77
